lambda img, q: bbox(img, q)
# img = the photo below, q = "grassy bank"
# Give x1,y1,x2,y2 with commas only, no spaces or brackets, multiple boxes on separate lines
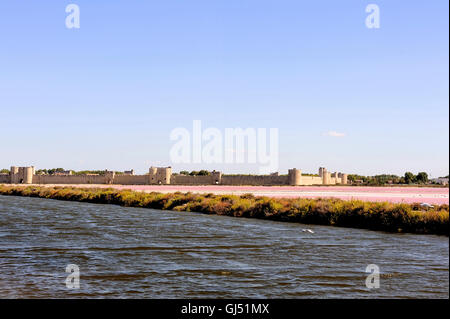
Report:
0,185,448,235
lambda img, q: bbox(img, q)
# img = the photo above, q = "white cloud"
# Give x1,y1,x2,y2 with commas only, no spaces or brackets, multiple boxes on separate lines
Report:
323,131,346,137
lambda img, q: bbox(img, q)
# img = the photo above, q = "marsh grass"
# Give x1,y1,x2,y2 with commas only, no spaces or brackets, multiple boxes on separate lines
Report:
0,185,448,235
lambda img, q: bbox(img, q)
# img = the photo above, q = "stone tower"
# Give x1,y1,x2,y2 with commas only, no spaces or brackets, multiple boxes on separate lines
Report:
288,168,302,186
163,167,172,184
322,168,330,185
149,166,172,184
211,171,222,184
104,170,115,184
319,167,325,178
341,173,348,184
10,166,34,184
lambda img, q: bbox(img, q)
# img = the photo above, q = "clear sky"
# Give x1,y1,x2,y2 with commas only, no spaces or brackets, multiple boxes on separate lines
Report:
0,1,448,177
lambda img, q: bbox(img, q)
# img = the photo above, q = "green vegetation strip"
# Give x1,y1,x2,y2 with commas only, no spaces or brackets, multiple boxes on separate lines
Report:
0,185,448,236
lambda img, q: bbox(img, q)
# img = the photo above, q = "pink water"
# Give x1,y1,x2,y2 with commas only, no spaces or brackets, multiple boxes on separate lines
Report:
34,184,449,205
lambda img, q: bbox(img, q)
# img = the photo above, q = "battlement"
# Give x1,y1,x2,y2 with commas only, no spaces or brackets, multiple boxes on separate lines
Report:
2,165,348,186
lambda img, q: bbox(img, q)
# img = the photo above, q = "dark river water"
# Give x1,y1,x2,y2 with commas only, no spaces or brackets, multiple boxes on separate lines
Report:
0,195,448,298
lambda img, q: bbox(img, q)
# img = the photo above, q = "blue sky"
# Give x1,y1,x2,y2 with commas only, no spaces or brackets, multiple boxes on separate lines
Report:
0,1,448,177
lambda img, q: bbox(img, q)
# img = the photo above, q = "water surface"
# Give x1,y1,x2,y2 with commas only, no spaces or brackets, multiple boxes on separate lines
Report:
0,195,448,298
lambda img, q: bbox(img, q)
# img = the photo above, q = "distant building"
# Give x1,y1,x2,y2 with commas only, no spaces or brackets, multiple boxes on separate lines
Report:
54,170,73,176
124,169,134,175
432,177,449,186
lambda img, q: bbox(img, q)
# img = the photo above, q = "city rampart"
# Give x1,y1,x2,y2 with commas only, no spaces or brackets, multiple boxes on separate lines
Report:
221,175,289,186
3,165,348,186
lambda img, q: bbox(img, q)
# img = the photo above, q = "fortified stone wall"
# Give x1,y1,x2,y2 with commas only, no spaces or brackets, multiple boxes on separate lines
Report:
171,175,220,185
113,175,149,185
32,172,147,185
221,175,289,186
32,174,109,185
300,176,323,185
0,174,10,183
5,165,349,186
171,171,222,185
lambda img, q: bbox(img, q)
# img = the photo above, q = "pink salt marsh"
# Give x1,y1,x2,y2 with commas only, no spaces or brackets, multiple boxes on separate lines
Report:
33,184,449,205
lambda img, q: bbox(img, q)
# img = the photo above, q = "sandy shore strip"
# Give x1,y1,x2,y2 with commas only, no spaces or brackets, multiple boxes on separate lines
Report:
12,184,449,205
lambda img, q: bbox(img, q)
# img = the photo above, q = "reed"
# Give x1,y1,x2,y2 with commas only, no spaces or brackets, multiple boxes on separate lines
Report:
0,185,448,235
